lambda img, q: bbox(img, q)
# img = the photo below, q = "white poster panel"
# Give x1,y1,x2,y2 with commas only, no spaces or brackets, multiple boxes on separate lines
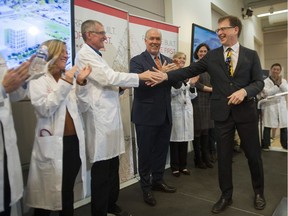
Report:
128,15,179,170
74,0,134,188
129,15,179,59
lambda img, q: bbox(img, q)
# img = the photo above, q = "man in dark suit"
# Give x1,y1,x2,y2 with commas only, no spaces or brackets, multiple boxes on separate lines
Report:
130,28,180,206
151,16,266,213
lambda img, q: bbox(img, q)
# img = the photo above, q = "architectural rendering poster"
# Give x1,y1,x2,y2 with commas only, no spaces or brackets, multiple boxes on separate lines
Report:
0,0,73,68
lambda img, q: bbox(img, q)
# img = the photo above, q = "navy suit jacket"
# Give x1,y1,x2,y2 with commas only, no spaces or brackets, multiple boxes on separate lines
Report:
168,45,264,122
130,50,181,126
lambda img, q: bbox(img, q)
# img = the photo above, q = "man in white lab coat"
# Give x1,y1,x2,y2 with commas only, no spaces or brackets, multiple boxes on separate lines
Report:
75,20,163,216
0,55,30,215
260,63,288,150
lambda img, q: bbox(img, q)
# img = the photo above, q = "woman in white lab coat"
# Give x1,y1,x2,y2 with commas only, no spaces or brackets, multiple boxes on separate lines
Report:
260,63,288,150
0,56,30,215
25,39,91,216
170,52,197,177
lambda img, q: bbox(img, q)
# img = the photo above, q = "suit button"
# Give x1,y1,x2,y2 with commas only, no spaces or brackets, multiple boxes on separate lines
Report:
229,83,233,86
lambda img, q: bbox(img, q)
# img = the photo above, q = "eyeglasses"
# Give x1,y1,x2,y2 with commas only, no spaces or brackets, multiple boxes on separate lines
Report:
88,31,106,36
215,26,234,33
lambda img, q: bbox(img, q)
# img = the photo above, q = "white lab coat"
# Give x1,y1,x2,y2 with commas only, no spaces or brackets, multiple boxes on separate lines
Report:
25,72,88,210
260,77,288,128
0,56,25,212
75,43,139,163
170,83,197,141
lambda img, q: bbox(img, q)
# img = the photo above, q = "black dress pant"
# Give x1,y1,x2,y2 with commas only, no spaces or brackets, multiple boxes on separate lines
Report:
215,115,264,199
263,127,287,149
135,123,172,192
90,156,120,216
170,141,188,171
34,135,81,216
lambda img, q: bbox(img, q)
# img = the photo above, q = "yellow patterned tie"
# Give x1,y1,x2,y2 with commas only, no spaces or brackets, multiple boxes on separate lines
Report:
226,48,233,76
154,55,162,70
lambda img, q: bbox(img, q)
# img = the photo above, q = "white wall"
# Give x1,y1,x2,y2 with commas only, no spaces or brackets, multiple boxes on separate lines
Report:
164,0,265,67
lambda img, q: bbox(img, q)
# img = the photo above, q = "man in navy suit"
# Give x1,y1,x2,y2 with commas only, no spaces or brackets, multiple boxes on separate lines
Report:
130,28,180,206
152,16,266,213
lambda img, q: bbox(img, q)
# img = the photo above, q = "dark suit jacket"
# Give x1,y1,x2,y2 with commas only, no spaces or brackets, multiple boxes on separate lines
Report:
168,45,264,122
130,50,180,126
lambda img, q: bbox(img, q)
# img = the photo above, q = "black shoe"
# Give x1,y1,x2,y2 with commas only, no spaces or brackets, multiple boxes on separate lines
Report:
108,204,132,216
172,170,180,177
151,182,176,193
211,197,232,214
205,161,214,168
143,191,156,206
180,169,190,175
254,194,266,210
195,162,207,169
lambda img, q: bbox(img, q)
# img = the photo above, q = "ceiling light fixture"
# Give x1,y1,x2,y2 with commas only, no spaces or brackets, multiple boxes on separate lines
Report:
257,9,288,18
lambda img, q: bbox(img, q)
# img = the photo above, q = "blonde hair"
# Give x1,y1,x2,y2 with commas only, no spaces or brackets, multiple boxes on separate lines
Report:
173,52,186,59
41,39,66,73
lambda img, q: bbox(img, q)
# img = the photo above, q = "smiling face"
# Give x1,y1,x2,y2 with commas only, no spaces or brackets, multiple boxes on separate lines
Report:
145,29,162,56
197,46,208,60
54,46,68,72
217,18,239,47
85,22,107,50
173,53,186,68
270,64,282,80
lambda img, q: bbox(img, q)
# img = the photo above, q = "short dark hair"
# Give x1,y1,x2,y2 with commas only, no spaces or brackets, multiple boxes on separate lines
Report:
270,63,282,70
218,15,242,37
193,43,210,60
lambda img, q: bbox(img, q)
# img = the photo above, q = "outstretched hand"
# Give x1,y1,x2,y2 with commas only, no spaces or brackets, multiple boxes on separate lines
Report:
138,70,164,83
144,67,168,87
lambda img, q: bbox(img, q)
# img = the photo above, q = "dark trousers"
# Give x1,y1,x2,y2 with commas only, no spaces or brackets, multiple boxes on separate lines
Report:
135,123,172,192
263,127,287,149
170,141,188,171
91,156,120,216
215,115,264,199
34,135,81,216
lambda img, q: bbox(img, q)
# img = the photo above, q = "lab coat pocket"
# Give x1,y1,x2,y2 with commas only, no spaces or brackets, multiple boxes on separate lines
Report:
34,136,63,162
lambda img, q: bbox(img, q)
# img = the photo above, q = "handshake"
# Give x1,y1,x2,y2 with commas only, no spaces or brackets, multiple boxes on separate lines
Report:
139,62,178,86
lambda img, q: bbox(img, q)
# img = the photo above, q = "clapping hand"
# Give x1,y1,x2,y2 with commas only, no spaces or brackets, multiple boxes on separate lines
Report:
161,61,178,73
65,65,77,83
77,64,92,85
2,61,30,93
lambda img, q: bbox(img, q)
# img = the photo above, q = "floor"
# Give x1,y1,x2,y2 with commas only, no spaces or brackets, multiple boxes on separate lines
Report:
71,142,287,216
23,135,287,216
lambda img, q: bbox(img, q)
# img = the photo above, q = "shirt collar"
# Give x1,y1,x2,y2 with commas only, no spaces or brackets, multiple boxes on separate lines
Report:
87,44,102,57
223,42,239,53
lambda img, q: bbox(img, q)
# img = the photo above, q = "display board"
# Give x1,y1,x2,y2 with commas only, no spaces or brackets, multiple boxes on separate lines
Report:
190,23,221,62
74,0,134,187
0,0,74,68
129,15,179,59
